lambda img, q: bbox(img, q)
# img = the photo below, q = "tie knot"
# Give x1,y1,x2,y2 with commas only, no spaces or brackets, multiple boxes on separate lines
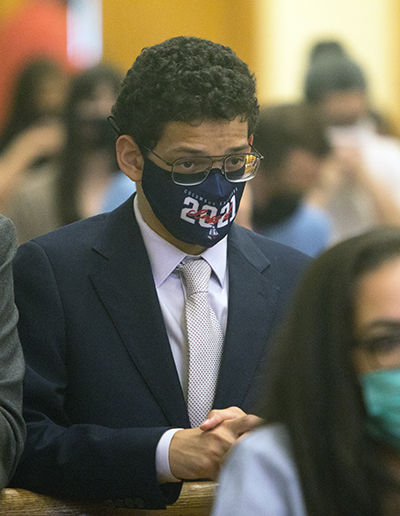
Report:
178,259,211,297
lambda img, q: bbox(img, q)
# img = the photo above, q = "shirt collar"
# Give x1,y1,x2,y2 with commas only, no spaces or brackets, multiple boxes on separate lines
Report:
133,196,227,288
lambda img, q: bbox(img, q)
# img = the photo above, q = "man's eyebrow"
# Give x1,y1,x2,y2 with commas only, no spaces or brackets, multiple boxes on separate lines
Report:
228,144,251,153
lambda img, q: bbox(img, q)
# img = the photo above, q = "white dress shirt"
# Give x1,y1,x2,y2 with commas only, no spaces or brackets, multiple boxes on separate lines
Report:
133,197,229,482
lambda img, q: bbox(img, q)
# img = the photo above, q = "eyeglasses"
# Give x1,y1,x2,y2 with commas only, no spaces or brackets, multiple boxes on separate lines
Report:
143,145,263,186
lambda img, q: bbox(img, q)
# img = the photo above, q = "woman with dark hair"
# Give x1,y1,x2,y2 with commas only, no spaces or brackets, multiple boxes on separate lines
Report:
6,63,135,243
55,63,126,226
212,226,400,515
0,58,68,153
0,58,68,212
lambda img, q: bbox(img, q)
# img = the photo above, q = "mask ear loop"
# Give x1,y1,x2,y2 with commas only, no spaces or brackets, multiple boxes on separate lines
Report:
107,115,122,137
107,116,148,160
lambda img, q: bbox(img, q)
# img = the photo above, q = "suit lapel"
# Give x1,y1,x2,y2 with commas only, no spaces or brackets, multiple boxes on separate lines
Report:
89,199,189,427
86,201,281,423
214,225,280,410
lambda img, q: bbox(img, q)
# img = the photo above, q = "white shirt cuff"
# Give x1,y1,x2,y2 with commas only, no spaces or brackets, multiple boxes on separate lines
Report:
156,428,183,483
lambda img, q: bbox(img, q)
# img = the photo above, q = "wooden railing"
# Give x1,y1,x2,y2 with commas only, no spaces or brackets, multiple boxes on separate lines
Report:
0,481,217,515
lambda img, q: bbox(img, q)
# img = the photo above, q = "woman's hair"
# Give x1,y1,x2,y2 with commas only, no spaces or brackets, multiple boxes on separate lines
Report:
56,63,123,225
0,58,66,152
259,226,400,515
111,36,259,152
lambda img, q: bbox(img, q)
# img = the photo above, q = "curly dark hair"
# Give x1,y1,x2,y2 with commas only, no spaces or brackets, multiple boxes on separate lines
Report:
111,36,259,151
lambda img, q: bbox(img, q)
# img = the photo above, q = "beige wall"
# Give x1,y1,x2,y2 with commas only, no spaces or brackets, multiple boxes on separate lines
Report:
2,1,400,133
102,0,400,132
102,0,258,78
254,0,400,133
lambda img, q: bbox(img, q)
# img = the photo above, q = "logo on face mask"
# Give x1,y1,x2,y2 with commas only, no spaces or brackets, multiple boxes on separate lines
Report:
180,188,239,242
141,159,245,247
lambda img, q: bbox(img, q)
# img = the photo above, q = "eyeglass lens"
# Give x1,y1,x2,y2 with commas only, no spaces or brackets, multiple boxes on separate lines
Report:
172,154,260,185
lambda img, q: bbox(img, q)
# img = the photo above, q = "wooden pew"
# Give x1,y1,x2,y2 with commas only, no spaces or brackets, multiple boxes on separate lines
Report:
0,482,217,515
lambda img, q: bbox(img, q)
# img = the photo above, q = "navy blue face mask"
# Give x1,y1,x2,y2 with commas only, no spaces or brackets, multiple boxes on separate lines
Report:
141,158,245,247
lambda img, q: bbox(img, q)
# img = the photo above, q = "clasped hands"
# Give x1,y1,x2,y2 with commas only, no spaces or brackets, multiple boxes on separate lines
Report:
169,406,262,481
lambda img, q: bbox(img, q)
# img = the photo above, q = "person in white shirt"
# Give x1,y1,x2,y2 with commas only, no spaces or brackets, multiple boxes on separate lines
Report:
304,40,400,243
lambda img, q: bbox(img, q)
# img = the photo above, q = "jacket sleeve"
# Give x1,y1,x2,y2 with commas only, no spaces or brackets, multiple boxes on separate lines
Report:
10,239,181,509
0,215,25,488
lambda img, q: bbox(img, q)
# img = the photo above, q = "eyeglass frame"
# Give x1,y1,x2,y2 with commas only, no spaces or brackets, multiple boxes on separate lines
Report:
142,145,264,186
106,115,264,186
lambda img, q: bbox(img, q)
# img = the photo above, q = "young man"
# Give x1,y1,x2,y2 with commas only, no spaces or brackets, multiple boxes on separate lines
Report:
11,37,310,509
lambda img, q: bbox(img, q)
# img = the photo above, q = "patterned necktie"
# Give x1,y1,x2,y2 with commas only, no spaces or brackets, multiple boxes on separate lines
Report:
178,259,224,428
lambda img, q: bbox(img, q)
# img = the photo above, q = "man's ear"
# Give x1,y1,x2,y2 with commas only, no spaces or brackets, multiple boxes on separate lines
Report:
116,135,144,182
248,134,254,147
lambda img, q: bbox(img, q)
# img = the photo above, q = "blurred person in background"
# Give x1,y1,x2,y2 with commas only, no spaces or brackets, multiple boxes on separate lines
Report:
305,40,400,243
249,103,332,257
0,59,68,153
212,226,400,516
0,0,74,132
305,40,398,136
6,63,135,244
0,58,68,214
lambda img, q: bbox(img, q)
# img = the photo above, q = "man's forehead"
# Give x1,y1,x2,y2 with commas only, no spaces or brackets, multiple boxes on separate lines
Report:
154,118,250,154
160,118,249,138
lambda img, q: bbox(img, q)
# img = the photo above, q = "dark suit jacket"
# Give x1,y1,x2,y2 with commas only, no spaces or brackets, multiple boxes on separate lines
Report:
11,195,311,509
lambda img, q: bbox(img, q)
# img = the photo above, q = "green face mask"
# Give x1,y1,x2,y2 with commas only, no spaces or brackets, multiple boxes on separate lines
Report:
361,368,400,450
